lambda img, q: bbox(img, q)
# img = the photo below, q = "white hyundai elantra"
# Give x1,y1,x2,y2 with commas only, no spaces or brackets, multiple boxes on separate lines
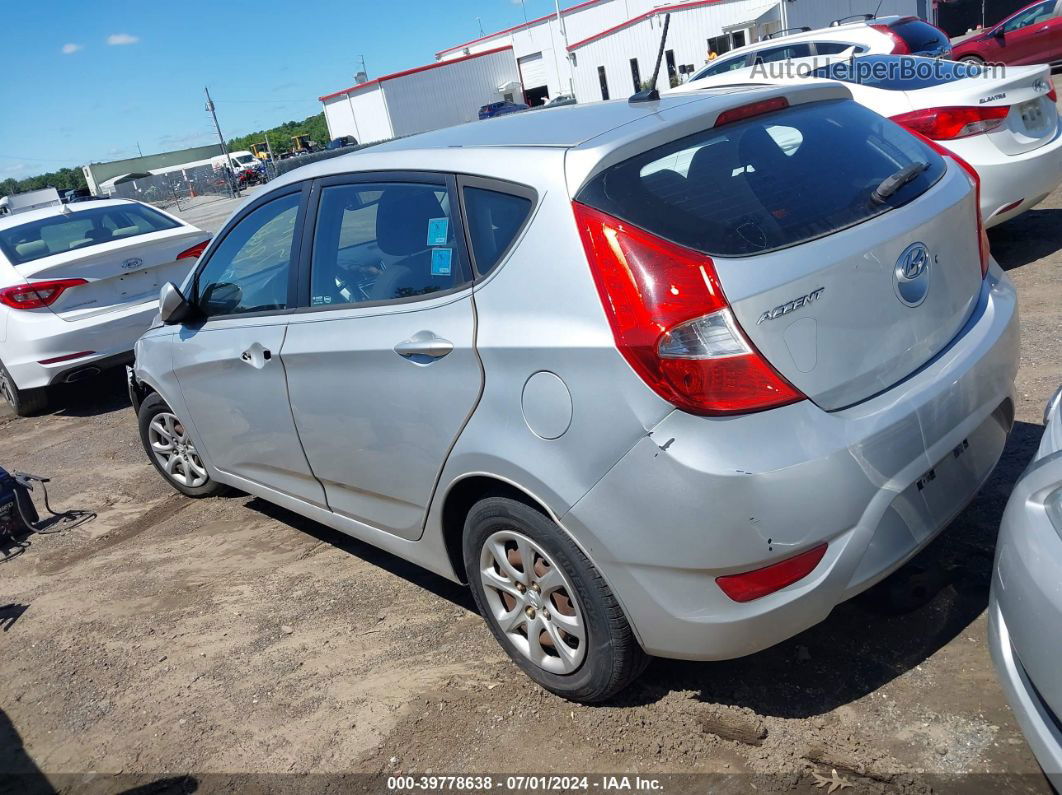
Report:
673,54,1061,228
0,198,209,415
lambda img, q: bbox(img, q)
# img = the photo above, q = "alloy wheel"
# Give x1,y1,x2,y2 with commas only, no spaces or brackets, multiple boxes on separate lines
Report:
147,411,209,488
479,529,587,674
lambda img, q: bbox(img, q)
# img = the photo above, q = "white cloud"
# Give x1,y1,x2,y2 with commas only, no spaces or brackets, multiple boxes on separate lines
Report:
61,43,83,54
106,33,139,46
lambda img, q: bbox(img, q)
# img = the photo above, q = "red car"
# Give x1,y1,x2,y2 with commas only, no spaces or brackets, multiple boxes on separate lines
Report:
951,0,1062,65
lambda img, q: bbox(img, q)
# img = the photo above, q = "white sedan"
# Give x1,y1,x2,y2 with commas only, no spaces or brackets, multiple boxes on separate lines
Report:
0,198,209,415
672,54,1062,228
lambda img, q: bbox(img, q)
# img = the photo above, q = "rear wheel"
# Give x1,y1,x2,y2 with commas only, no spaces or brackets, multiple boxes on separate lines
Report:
959,55,985,65
0,360,48,417
464,497,648,703
137,392,227,497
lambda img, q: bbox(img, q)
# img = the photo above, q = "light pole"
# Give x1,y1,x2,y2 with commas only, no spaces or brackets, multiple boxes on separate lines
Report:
204,86,238,198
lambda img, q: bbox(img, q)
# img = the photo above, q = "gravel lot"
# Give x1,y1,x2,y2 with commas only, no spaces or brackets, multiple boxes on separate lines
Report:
1,177,1060,793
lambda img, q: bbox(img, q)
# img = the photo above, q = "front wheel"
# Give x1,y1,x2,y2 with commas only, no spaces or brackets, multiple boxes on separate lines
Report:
959,55,985,65
464,497,648,703
137,392,228,497
0,359,48,417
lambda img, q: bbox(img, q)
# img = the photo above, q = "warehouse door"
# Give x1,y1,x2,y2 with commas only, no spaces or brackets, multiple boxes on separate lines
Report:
518,52,549,105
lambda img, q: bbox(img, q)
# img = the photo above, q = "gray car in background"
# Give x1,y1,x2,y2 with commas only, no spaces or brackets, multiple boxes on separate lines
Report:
989,386,1062,787
128,83,1018,702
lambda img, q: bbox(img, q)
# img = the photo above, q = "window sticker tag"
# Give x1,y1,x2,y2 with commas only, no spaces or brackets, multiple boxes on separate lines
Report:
426,217,449,246
430,248,453,276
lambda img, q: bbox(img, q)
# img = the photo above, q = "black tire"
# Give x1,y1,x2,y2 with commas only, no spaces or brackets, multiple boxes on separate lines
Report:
137,392,228,498
0,359,48,417
464,497,649,703
959,55,985,65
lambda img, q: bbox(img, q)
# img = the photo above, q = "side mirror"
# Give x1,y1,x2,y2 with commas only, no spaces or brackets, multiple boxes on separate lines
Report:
992,26,1005,38
159,282,194,325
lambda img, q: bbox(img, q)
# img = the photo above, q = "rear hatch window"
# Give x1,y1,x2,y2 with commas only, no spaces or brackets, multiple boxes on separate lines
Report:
889,18,951,55
0,203,181,265
576,98,945,257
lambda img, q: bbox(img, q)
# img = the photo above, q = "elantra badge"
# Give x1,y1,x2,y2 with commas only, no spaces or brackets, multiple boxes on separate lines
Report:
894,242,931,307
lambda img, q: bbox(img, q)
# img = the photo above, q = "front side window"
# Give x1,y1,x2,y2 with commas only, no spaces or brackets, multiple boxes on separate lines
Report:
1003,0,1054,31
463,187,533,276
310,182,469,307
693,54,750,79
0,203,181,265
195,192,300,317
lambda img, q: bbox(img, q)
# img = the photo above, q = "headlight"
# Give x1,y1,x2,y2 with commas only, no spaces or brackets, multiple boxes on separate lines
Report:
1044,385,1062,427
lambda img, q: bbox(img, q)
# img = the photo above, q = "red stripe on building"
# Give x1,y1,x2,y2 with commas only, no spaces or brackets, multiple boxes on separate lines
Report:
567,0,724,51
435,0,607,58
319,45,515,102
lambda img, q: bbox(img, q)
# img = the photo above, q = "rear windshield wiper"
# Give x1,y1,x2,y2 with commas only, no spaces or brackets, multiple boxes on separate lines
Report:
871,161,929,204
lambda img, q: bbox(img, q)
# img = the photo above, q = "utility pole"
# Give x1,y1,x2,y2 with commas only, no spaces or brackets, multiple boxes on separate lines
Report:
136,141,143,157
554,0,575,96
475,16,485,37
264,131,276,180
204,86,238,198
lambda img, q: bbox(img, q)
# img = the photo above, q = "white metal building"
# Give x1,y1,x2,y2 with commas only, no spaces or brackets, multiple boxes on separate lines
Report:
319,47,522,145
436,0,924,105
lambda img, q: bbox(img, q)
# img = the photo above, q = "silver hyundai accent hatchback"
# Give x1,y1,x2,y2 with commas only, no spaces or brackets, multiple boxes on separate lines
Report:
129,82,1019,702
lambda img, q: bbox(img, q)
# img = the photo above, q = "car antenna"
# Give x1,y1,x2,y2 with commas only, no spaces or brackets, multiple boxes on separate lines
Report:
629,12,670,103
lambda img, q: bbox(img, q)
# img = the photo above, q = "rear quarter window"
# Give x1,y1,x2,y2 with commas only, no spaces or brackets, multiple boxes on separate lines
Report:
462,187,533,276
576,98,946,258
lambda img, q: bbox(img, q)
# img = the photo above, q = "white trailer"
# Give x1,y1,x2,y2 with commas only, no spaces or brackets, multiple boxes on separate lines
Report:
320,47,522,145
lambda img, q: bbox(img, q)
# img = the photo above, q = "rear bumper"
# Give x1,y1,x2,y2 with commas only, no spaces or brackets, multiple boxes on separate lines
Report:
955,124,1062,228
1,299,159,390
562,263,1019,660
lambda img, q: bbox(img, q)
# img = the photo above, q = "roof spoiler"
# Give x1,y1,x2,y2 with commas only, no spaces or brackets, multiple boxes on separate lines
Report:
829,14,874,26
765,26,811,39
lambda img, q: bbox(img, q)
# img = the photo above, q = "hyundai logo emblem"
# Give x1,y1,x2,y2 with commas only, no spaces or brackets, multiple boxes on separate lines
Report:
122,257,143,271
894,242,931,307
1034,78,1049,93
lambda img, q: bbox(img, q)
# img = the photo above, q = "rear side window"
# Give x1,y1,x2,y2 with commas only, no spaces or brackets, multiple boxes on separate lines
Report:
753,43,813,63
889,18,950,53
576,99,945,258
462,187,532,276
813,55,983,90
309,182,470,306
813,41,869,55
0,203,180,265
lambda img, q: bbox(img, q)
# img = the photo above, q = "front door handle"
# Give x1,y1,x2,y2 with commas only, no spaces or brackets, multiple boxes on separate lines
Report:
239,345,272,368
394,331,454,362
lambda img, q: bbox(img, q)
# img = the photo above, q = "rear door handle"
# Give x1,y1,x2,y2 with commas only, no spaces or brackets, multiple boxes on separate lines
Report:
394,331,453,362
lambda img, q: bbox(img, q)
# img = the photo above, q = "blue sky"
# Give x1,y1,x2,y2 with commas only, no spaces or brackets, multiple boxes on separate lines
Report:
0,0,561,180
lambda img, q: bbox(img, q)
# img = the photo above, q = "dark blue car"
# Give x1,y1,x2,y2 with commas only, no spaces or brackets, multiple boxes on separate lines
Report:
478,100,529,120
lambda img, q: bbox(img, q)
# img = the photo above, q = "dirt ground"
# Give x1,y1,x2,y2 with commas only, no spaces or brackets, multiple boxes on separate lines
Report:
1,183,1061,794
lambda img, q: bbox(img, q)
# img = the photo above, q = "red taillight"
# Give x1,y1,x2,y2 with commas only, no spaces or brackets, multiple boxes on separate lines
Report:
890,105,1009,140
870,23,911,54
572,202,804,415
716,543,828,602
908,129,990,278
177,239,210,260
715,97,789,127
0,278,88,310
1047,77,1057,103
